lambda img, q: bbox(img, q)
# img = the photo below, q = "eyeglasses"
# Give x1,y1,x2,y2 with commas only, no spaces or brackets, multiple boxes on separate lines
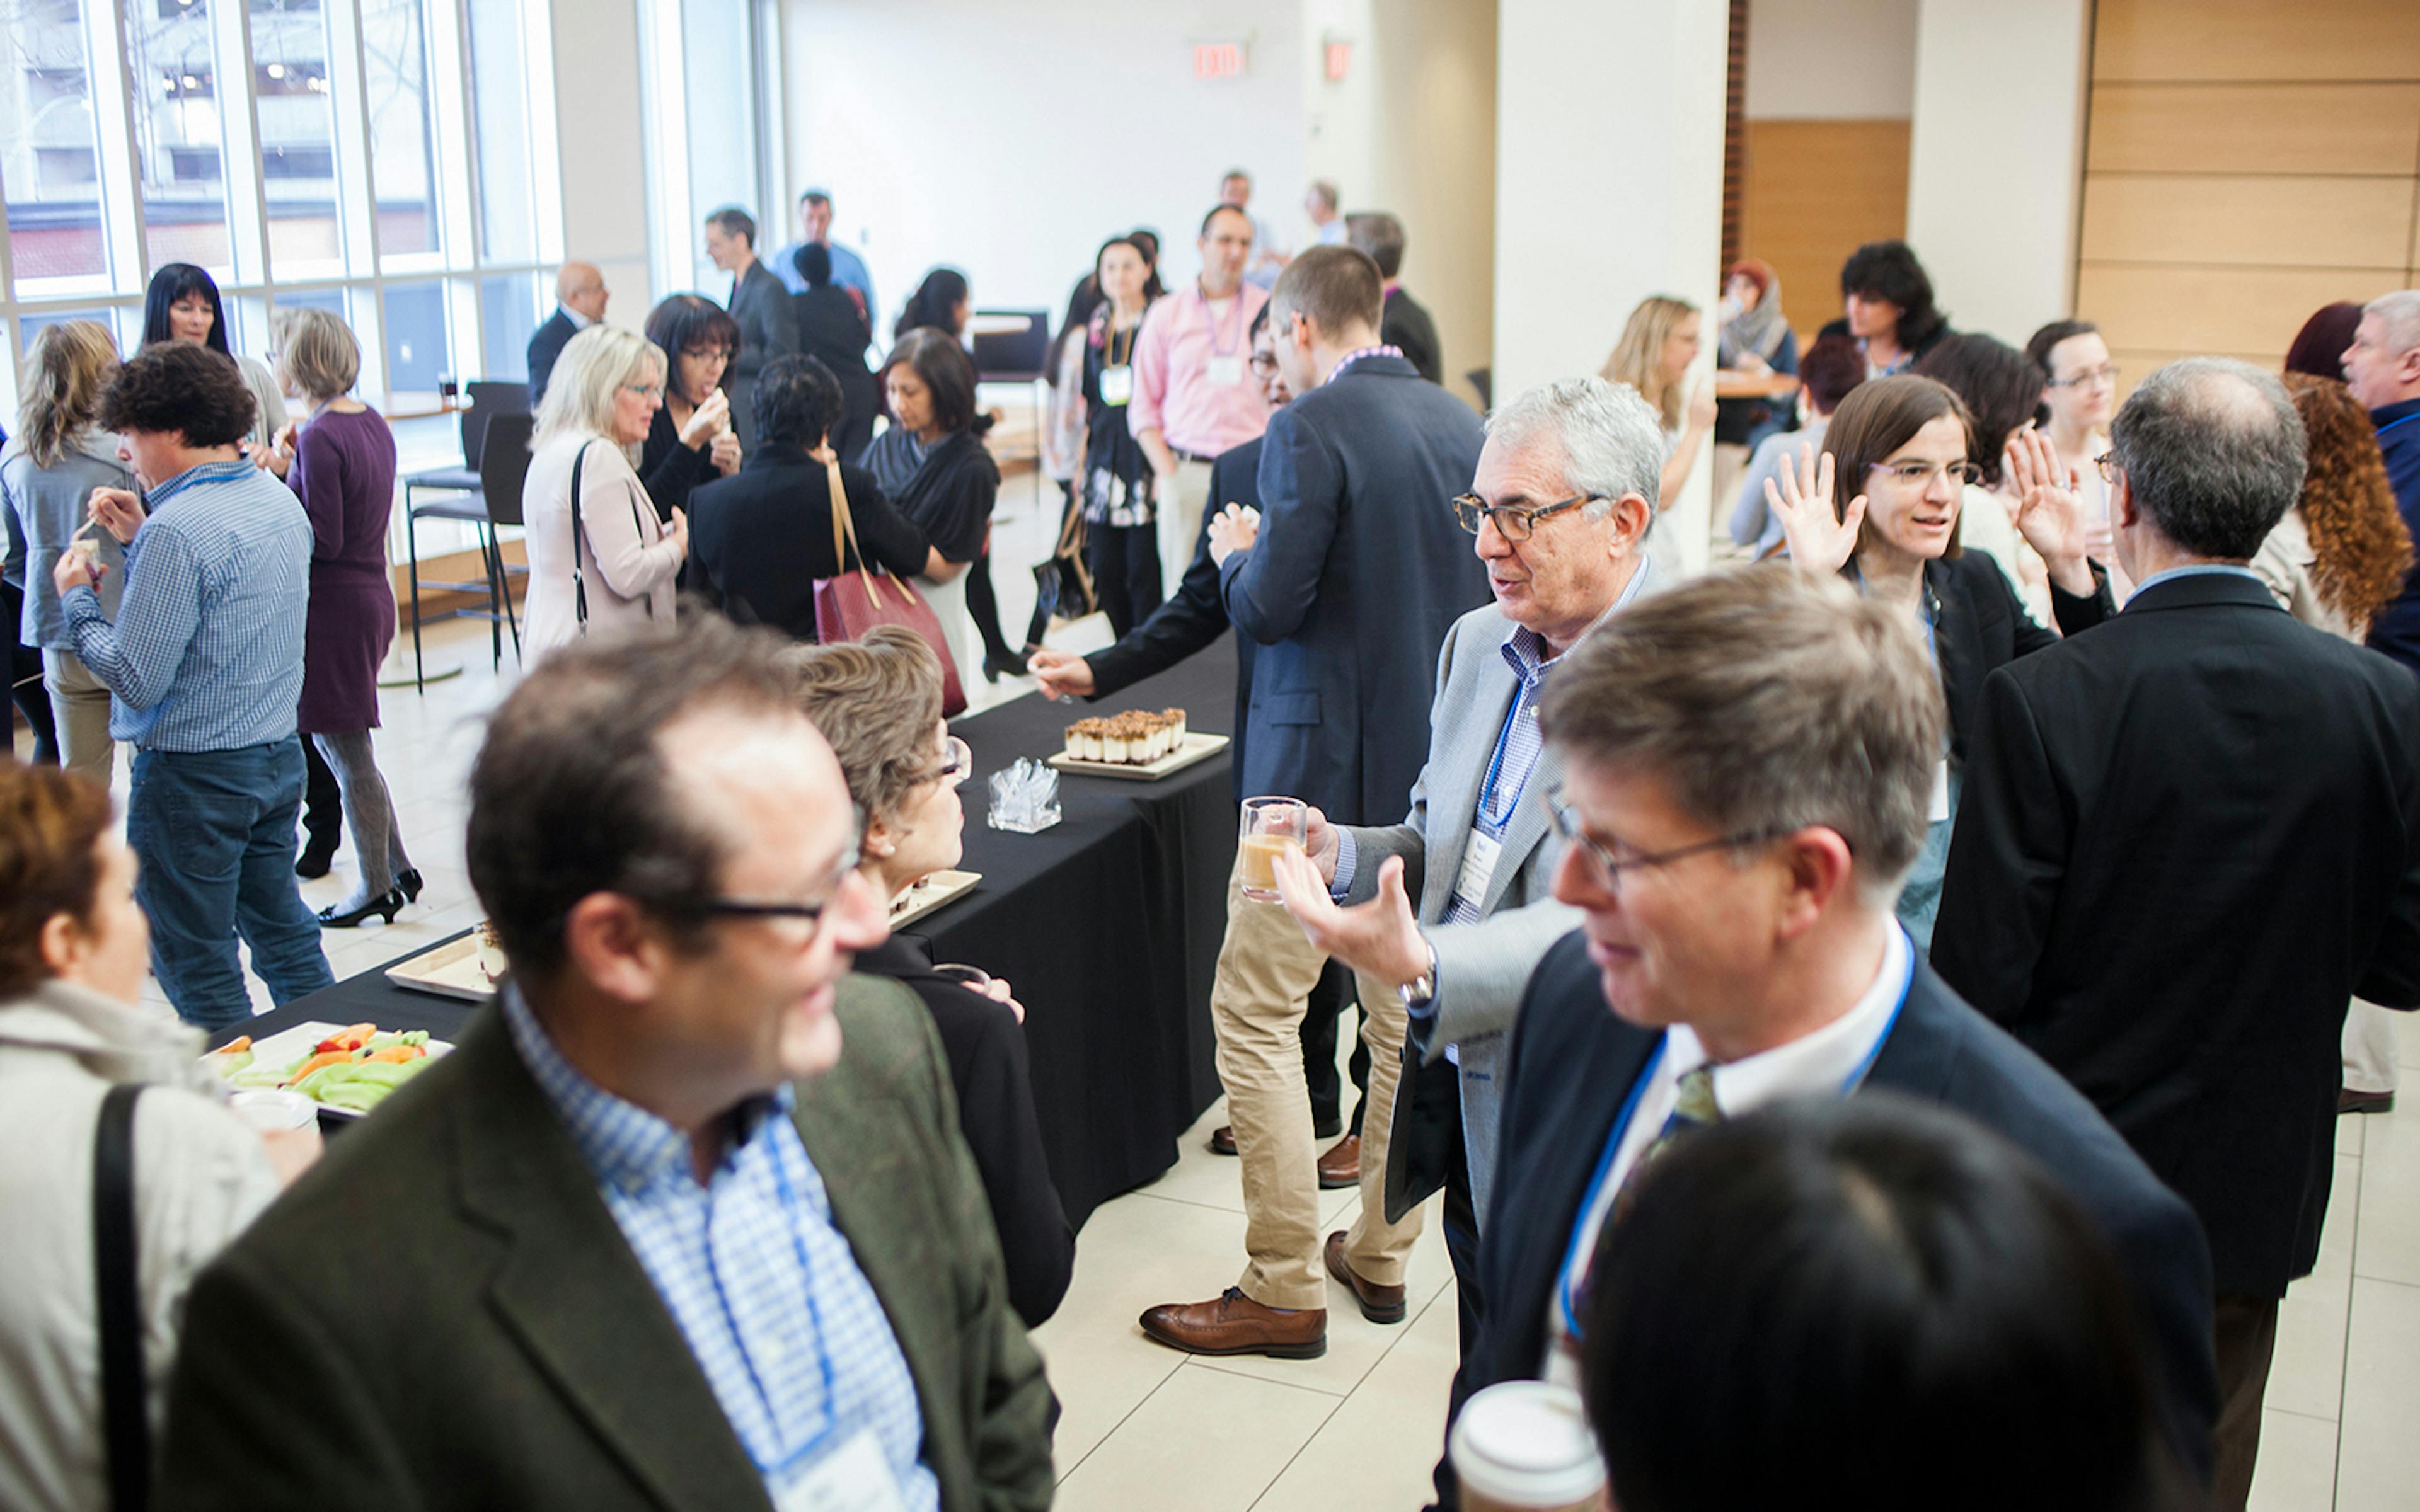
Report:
621,382,666,401
1545,781,1782,895
1248,352,1280,377
931,735,972,787
1452,493,1596,542
2047,363,2121,390
681,346,733,364
681,832,865,940
1869,459,1985,490
2094,451,2120,484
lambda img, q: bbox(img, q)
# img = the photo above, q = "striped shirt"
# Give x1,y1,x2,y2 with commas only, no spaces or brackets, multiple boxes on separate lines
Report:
60,459,311,752
501,988,937,1508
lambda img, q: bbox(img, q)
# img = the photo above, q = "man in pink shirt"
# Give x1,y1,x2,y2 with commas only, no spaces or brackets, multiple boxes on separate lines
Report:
1131,205,1271,573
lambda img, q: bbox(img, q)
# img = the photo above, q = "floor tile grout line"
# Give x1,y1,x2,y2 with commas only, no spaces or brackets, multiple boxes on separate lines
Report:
2325,1147,2370,1512
1241,1387,1351,1512
1045,1355,1185,1487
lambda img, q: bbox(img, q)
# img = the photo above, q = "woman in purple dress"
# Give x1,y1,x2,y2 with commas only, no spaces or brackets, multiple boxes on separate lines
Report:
265,309,417,927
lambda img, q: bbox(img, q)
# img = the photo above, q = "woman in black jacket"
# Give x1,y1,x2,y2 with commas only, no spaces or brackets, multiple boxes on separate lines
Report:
637,295,742,522
788,243,879,463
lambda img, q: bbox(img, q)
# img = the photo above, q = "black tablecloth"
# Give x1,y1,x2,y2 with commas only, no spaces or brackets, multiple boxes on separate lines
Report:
217,640,1241,1228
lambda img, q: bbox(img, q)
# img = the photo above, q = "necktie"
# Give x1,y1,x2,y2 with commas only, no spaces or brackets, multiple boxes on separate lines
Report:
1608,1063,1722,1228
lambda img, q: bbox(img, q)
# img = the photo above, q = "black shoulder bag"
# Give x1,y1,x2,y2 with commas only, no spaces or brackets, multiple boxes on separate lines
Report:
568,440,660,631
93,1082,149,1511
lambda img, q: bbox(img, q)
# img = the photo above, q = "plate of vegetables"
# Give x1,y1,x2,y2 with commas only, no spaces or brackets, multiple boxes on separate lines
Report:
204,1020,452,1117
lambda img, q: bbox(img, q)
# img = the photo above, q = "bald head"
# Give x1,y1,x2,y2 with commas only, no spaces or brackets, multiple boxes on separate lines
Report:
556,263,608,322
2109,357,2304,560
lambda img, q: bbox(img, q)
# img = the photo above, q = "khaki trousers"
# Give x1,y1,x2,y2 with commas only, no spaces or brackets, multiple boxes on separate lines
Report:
43,648,115,788
1159,457,1215,588
1213,857,1422,1310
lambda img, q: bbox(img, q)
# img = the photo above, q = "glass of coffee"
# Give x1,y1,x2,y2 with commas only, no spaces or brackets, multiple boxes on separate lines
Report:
1238,796,1309,903
1448,1380,1606,1512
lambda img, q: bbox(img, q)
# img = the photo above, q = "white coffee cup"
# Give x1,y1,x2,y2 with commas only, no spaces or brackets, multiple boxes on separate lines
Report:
1449,1380,1606,1512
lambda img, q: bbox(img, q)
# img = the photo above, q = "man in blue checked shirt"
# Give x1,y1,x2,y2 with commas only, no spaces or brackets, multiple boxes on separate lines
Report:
53,341,330,1029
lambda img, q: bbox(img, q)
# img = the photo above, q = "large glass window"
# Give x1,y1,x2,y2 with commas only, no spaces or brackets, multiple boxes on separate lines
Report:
360,0,439,263
125,0,236,275
640,0,769,301
250,0,344,279
0,0,113,289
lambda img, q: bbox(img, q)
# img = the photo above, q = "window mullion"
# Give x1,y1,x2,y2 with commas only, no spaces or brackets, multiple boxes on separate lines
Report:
91,0,151,297
208,0,274,289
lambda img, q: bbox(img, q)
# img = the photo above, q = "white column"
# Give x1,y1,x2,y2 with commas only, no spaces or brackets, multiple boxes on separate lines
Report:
1906,0,2090,343
1492,0,1727,576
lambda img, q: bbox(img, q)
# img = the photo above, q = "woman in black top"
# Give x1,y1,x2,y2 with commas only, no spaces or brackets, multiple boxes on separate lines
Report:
1815,240,1952,379
638,295,742,522
894,267,971,343
788,243,879,463
686,355,936,641
1077,237,1164,636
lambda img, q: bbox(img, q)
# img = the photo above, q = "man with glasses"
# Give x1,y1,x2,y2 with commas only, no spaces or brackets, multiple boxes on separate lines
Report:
1432,564,2218,1511
159,617,1057,1511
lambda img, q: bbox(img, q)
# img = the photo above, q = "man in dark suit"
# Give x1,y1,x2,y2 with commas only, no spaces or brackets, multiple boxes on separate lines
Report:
1438,565,2217,1509
1136,244,1486,1359
526,260,607,407
1932,357,2420,1511
708,207,800,450
1346,211,1442,385
158,617,1056,1511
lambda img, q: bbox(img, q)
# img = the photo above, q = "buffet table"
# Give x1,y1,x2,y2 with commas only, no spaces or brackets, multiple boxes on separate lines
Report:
215,640,1243,1227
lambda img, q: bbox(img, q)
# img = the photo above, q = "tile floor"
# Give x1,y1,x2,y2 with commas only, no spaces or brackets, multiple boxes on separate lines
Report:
17,485,2419,1510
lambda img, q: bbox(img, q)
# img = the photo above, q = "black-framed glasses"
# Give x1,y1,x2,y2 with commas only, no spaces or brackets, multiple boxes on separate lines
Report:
683,833,865,937
1248,351,1280,377
1452,492,1596,542
2047,362,2121,390
1545,781,1783,893
1869,459,1985,490
2094,451,2119,484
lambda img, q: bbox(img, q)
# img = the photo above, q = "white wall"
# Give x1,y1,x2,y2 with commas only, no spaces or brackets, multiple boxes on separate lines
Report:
550,3,653,331
1746,0,1917,120
1905,0,2089,343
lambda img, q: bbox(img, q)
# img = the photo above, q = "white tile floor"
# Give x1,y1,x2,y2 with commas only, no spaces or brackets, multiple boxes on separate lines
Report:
16,488,2417,1510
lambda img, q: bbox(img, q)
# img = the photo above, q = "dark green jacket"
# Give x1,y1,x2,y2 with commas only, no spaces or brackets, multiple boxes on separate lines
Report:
157,975,1056,1511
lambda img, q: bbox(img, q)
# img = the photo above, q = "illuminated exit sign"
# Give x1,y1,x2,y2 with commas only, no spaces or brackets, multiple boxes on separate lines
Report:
1194,41,1248,79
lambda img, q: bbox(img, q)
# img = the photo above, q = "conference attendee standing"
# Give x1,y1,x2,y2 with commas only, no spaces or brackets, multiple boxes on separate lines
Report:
527,262,609,408
520,326,688,662
1599,295,1716,524
1931,358,2420,1511
158,617,1057,1511
140,263,286,450
706,207,797,450
2286,301,2366,382
1220,168,1289,287
894,268,972,345
2,321,130,785
1138,246,1487,1360
1443,566,2216,1510
789,243,879,462
1130,204,1271,582
262,310,417,931
2027,318,2124,600
637,295,742,523
1344,212,1442,386
2343,290,2420,675
1077,238,1165,636
1304,180,1346,246
865,330,1005,689
52,343,333,1031
770,188,877,331
1816,239,1951,380
1916,332,2063,620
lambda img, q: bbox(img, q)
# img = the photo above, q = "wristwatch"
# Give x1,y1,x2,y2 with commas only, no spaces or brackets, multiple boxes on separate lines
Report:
1398,940,1440,1009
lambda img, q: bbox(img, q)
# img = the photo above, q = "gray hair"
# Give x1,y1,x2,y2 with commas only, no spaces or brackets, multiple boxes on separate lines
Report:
1540,564,1943,904
1343,211,1407,280
1486,376,1666,536
2366,290,2420,357
1308,180,1339,213
534,324,667,452
2109,357,2305,560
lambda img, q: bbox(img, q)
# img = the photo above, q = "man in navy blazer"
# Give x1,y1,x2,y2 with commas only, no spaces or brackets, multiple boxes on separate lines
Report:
1434,566,2216,1509
1136,246,1485,1360
526,261,608,408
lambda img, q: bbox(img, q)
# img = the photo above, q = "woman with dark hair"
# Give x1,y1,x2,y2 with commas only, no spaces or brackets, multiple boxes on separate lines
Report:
140,263,287,449
788,243,879,462
1128,227,1167,300
1816,240,1950,379
894,267,972,343
2285,302,2366,381
1916,332,2066,617
865,329,1013,687
637,294,742,523
1727,330,1865,557
1076,237,1165,635
1768,374,2109,947
1586,1096,2186,1512
2026,319,2120,577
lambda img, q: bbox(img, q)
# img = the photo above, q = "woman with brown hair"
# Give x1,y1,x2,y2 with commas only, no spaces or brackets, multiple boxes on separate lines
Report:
1767,374,2113,947
2256,372,2415,1114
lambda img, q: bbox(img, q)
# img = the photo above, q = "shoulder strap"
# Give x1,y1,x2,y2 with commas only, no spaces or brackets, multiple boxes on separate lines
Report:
818,448,892,606
93,1082,149,1512
569,441,592,628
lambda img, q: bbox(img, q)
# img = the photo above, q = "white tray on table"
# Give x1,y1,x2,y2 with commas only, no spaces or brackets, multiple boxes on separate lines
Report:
1047,731,1228,782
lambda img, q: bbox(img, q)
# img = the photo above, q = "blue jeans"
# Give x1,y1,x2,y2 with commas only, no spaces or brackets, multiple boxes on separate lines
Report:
129,738,335,1031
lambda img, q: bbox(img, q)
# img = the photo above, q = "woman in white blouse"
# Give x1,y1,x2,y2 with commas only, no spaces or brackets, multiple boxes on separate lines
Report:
521,324,690,659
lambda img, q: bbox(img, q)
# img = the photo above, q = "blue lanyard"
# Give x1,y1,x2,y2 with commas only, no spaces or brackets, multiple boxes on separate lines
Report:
2377,412,2420,440
704,1118,844,1485
1553,944,1917,1342
1476,682,1536,829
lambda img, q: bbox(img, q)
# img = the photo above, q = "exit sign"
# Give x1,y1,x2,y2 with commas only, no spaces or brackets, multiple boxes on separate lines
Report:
1194,41,1247,79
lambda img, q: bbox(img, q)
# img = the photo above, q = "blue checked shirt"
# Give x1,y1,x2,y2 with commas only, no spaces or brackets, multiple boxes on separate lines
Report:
502,988,938,1508
60,459,312,752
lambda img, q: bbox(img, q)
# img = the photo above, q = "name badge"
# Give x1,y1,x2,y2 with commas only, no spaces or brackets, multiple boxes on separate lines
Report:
1448,829,1503,916
1099,364,1134,407
1206,355,1245,388
1927,759,1951,825
775,1429,910,1512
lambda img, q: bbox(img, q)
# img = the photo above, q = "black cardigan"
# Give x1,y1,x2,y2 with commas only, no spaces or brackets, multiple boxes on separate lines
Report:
637,404,720,523
865,428,999,565
685,441,931,641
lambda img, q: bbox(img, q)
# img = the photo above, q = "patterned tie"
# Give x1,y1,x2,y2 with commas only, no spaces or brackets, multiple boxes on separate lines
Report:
1607,1063,1723,1228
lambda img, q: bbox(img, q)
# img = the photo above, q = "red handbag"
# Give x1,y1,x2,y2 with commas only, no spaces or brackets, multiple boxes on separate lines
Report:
812,450,969,717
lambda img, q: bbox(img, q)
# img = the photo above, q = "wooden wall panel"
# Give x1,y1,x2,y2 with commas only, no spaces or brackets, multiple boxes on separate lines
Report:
2094,0,2420,83
2080,176,2417,269
2085,84,2420,176
1738,119,1910,345
2078,265,2407,360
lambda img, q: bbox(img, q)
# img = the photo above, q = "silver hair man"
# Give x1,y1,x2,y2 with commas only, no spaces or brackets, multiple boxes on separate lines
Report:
1485,375,1667,532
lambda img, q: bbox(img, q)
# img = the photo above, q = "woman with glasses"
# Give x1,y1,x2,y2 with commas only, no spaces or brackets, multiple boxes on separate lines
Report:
780,626,1075,1327
637,295,744,525
1766,374,2111,948
2027,319,2123,598
519,325,689,662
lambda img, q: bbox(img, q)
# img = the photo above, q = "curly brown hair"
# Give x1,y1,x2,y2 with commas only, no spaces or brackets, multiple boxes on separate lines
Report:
2283,372,2412,634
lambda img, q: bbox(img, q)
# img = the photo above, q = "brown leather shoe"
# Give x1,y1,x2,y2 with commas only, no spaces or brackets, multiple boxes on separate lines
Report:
1316,1133,1360,1189
1325,1230,1407,1324
1210,1125,1238,1156
2341,1087,2396,1115
1139,1288,1327,1358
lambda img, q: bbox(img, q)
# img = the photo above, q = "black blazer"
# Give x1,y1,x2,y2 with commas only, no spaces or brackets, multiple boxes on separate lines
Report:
1218,354,1489,825
1933,570,2420,1297
1382,287,1443,385
638,405,722,524
526,308,577,407
1917,553,2111,764
1436,932,2220,1509
727,259,799,381
686,442,930,641
792,288,879,463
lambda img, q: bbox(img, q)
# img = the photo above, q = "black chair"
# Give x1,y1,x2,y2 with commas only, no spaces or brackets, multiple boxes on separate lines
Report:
971,309,1052,512
403,384,532,689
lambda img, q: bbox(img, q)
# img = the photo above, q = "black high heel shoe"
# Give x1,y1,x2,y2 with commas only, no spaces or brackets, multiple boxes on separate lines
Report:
396,868,424,904
318,887,405,929
982,646,1034,684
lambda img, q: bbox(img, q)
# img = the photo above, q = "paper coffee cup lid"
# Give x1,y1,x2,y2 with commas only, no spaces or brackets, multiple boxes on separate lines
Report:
1449,1381,1605,1506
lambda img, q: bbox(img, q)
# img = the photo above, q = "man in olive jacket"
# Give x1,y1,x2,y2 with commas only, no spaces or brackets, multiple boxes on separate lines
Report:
158,619,1054,1511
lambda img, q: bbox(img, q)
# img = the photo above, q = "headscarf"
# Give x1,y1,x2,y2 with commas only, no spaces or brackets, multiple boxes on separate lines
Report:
1719,260,1789,368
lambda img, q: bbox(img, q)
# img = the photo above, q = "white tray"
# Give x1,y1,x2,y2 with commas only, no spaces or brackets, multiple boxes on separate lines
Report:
890,868,980,927
1047,731,1230,782
384,933,499,1004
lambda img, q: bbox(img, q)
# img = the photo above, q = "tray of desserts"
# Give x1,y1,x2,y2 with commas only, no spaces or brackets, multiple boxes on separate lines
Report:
891,868,980,927
385,924,508,1003
1051,708,1228,781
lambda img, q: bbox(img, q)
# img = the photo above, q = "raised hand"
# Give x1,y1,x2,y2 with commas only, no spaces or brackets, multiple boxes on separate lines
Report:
2004,428,2097,593
1763,443,1865,575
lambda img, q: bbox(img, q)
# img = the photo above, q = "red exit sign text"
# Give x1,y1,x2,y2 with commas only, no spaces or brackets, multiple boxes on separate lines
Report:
1194,42,1247,79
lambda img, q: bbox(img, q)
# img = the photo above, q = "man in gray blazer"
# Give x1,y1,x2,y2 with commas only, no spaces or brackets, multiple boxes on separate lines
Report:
1268,376,1668,1346
708,206,798,449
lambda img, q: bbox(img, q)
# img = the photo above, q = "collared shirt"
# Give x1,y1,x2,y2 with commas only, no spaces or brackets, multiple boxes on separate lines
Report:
770,239,878,330
2127,562,2263,600
561,303,595,333
1315,219,1349,246
1127,280,1271,459
61,459,311,752
1540,923,1915,1386
1324,343,1405,386
500,988,938,1509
